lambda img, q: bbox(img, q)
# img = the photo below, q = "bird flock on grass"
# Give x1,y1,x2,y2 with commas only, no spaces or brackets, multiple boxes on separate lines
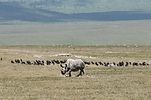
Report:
8,58,149,67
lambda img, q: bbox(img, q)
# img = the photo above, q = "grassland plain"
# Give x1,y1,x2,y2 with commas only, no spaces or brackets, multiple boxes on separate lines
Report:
0,45,151,100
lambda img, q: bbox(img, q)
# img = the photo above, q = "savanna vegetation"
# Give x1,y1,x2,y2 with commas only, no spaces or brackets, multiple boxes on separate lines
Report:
0,45,151,100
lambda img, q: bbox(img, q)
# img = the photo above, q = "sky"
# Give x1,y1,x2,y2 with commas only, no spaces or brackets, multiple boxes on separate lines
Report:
0,0,151,13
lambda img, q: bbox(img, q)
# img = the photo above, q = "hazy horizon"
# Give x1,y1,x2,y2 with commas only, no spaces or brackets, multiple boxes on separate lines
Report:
0,20,151,45
0,0,151,45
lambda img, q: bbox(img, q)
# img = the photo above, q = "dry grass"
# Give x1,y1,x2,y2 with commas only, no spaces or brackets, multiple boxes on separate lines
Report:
0,46,151,100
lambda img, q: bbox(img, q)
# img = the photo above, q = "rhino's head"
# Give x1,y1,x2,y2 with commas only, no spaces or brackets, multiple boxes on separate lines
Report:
60,64,68,75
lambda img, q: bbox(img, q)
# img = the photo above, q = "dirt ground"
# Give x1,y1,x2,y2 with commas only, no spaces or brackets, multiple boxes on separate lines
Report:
0,45,151,100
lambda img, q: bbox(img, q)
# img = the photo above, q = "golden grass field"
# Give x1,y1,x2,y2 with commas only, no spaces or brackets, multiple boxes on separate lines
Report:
0,45,151,100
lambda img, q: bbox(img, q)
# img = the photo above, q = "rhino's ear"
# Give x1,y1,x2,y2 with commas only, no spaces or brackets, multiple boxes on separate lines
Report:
60,64,64,68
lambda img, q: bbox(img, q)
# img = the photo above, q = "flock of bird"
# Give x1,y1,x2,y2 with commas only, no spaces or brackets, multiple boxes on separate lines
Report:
10,59,66,66
0,57,150,67
9,58,150,67
84,61,149,67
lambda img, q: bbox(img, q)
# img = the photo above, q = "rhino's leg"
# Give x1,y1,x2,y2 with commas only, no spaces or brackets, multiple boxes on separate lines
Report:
76,70,83,77
68,70,72,77
69,72,71,77
81,69,84,75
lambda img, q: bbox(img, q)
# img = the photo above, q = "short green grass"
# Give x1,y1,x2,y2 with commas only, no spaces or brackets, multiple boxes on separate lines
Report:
0,46,151,100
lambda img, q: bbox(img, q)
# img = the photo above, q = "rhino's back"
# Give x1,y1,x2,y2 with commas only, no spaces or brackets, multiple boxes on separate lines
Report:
66,59,85,69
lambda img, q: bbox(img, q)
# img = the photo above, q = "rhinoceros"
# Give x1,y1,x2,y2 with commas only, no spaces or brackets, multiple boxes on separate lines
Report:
60,59,85,77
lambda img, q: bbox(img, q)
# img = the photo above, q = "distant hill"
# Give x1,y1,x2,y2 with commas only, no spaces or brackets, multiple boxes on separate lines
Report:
1,0,151,14
0,2,67,22
72,11,151,21
0,2,151,22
